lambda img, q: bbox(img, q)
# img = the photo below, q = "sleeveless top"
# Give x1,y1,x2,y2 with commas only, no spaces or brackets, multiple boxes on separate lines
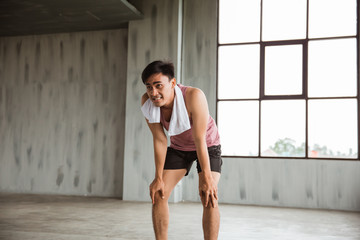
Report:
160,84,220,151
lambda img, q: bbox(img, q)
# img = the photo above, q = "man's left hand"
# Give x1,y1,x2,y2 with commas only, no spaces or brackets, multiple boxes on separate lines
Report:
198,172,218,208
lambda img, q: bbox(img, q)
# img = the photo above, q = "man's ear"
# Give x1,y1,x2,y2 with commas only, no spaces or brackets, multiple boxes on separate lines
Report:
171,78,177,88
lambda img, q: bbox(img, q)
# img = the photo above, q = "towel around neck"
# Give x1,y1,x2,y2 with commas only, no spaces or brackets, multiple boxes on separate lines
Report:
141,85,191,136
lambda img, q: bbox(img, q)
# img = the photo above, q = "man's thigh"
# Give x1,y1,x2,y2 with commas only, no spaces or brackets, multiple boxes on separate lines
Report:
196,145,223,174
162,169,187,198
164,147,197,176
210,171,221,184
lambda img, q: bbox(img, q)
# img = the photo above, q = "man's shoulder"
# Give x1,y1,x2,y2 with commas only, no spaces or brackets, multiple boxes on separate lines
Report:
184,86,205,100
184,86,207,112
141,93,149,106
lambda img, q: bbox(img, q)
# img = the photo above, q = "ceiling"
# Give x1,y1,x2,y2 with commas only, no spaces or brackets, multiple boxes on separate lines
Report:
0,0,143,37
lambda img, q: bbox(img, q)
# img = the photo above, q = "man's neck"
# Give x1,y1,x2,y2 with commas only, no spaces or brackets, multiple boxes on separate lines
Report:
161,90,175,110
161,101,174,110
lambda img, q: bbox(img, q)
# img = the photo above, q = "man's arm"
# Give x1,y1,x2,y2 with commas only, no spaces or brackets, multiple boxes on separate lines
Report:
141,94,168,204
186,88,218,208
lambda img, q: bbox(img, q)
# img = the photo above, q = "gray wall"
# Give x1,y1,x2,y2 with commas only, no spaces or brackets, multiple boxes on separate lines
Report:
0,29,128,197
123,0,182,201
218,158,360,211
180,0,218,203
181,0,218,116
123,0,360,212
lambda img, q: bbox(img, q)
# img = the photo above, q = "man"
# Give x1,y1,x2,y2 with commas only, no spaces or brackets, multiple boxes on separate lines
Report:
140,60,222,240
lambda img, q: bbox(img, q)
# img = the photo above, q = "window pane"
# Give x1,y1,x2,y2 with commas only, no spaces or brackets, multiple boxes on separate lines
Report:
218,45,260,99
261,100,305,157
219,0,261,44
262,0,307,41
309,0,357,38
265,45,303,95
218,101,259,156
308,38,357,97
308,99,358,159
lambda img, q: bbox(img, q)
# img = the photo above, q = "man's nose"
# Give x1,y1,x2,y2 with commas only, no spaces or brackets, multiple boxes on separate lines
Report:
150,88,158,96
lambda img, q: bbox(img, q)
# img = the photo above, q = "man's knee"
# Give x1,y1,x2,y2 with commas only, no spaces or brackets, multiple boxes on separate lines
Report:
153,191,169,204
200,193,218,209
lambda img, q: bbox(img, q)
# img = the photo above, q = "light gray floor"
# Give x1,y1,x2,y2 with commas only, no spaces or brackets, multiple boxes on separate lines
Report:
0,193,359,240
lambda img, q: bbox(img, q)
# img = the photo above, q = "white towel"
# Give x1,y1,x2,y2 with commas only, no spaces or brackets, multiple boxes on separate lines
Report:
141,85,191,136
141,98,160,123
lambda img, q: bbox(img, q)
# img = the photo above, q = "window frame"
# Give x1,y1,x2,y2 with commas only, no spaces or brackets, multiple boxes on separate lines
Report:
216,0,360,160
260,40,307,100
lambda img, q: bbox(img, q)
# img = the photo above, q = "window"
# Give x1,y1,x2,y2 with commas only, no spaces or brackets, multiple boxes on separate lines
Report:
217,0,359,159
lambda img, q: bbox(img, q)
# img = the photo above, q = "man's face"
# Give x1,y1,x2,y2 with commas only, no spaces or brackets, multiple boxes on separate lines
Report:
145,73,176,108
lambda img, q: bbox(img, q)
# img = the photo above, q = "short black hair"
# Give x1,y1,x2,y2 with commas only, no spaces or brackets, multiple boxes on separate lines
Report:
141,60,175,84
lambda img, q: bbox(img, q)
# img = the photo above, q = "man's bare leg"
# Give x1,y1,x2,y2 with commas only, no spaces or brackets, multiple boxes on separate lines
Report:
199,171,221,240
152,169,187,240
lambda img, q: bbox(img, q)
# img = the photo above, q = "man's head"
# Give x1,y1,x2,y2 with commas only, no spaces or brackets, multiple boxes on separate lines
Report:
142,60,176,108
141,60,175,84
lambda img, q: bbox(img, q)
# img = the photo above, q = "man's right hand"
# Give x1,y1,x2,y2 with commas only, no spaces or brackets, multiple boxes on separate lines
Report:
149,178,165,204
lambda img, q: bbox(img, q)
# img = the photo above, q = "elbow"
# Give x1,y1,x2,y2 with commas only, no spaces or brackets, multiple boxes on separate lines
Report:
154,135,167,146
193,135,206,146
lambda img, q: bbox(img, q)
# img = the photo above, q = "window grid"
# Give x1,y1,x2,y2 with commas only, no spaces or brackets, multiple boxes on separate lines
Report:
216,0,360,160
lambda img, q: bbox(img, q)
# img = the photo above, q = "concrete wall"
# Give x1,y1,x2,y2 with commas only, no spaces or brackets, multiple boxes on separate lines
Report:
181,0,218,116
123,0,182,201
0,29,128,197
218,158,360,211
180,0,218,203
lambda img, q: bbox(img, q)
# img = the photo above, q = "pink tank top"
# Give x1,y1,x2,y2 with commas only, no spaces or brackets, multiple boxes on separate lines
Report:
160,84,220,151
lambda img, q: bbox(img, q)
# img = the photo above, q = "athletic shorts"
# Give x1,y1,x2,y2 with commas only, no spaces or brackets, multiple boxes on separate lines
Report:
164,145,223,176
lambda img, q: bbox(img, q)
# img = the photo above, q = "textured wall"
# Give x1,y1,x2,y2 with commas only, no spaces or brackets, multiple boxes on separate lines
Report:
180,0,218,203
0,29,128,197
181,0,218,116
218,158,360,211
123,0,181,201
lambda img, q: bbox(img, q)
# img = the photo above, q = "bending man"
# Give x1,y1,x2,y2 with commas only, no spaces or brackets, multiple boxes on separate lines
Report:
140,60,222,240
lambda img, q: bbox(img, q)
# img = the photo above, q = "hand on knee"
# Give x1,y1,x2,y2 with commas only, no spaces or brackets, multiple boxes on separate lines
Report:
200,191,218,209
153,191,168,205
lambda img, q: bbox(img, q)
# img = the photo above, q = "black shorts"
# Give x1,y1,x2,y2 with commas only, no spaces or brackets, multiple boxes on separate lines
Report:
164,145,223,176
